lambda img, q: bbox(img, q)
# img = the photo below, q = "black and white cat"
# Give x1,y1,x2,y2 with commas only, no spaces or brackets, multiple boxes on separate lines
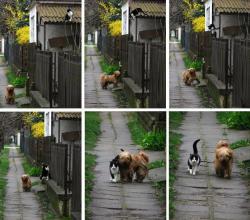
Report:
109,155,120,182
40,163,51,181
187,139,201,175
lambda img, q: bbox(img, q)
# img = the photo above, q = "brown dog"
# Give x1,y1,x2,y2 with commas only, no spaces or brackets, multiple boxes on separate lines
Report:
100,70,121,89
21,174,32,191
182,68,200,86
5,85,15,104
214,139,233,178
118,150,149,183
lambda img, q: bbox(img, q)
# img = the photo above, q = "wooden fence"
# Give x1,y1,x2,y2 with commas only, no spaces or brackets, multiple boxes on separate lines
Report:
20,134,81,217
128,42,145,87
232,40,250,107
57,53,81,108
211,38,229,84
71,145,81,218
148,44,166,108
35,51,53,105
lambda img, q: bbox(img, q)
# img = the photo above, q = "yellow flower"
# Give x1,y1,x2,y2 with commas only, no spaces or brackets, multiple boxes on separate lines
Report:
31,122,44,138
108,20,121,37
192,16,205,32
16,26,29,45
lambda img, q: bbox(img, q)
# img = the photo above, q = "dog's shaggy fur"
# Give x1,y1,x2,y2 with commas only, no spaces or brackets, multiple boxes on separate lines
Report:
118,150,149,183
182,68,199,86
100,71,121,89
5,85,15,104
214,139,233,178
21,174,32,191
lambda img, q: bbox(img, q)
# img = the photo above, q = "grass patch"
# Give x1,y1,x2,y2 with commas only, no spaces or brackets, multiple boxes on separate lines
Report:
169,112,184,219
231,139,250,150
148,160,166,170
0,147,9,219
100,57,119,75
15,92,26,99
85,112,101,220
22,157,42,177
217,112,250,130
127,113,166,151
6,67,27,88
85,112,101,151
127,113,146,146
183,55,203,71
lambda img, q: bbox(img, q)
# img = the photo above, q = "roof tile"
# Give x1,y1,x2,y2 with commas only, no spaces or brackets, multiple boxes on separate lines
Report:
38,4,81,23
214,0,250,13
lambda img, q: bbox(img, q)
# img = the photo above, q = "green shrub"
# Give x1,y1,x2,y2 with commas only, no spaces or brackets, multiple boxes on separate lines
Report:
148,160,166,170
6,68,27,88
28,166,42,177
183,55,203,71
217,112,250,130
141,131,166,151
100,58,119,75
231,139,250,149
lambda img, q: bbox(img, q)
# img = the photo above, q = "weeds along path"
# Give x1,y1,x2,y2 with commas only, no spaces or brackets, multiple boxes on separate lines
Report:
4,145,42,220
169,40,203,108
85,45,118,108
174,112,250,220
90,112,164,219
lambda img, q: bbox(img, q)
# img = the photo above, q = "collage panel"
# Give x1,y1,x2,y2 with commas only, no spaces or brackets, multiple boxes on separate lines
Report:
85,111,166,219
85,0,166,108
170,0,250,108
0,0,81,108
0,111,82,219
169,111,250,219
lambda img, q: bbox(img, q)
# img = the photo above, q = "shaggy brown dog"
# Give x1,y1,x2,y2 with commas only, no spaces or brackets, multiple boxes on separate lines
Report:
118,150,149,183
214,139,233,178
21,174,32,191
182,68,200,86
100,70,121,89
5,85,15,104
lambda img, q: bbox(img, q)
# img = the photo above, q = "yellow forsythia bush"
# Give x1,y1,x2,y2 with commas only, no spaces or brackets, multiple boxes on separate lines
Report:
16,26,29,45
192,16,205,32
109,20,121,36
31,122,44,138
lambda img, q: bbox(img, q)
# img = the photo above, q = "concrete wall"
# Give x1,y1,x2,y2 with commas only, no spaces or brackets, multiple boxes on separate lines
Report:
44,112,52,137
205,0,213,31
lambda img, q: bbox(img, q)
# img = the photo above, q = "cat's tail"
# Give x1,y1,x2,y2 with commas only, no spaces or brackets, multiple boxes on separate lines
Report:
193,139,200,154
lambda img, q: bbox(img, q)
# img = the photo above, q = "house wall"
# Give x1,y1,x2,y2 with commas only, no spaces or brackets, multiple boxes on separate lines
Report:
205,0,246,39
122,1,129,35
44,112,52,137
205,0,213,31
52,119,81,145
130,17,165,42
16,132,20,146
29,5,37,43
38,22,78,51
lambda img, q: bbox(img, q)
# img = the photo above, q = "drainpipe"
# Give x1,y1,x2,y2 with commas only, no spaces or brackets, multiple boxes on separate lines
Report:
44,23,46,50
135,17,138,42
219,14,221,38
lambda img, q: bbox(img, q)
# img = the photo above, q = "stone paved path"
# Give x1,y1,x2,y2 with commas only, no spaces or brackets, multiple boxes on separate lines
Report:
85,45,118,108
4,145,42,220
0,55,24,108
169,40,203,108
174,112,250,220
90,112,165,219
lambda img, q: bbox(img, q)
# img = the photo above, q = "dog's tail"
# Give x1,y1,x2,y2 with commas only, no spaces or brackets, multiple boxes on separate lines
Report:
193,139,200,154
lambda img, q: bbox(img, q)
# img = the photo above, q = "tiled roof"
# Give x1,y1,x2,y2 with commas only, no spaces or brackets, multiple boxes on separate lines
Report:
56,112,81,119
38,4,81,23
130,1,166,17
214,0,250,13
